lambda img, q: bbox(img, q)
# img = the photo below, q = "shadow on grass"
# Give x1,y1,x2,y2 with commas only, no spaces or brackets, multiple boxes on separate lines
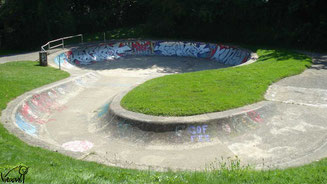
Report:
257,49,311,62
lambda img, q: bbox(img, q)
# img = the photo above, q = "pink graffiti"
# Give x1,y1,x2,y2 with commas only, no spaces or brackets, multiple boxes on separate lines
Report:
62,140,94,152
20,89,67,125
31,93,55,113
20,102,46,124
247,110,263,123
222,124,232,134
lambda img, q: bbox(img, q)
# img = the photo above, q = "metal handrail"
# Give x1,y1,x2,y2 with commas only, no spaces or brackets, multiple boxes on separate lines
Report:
41,34,83,51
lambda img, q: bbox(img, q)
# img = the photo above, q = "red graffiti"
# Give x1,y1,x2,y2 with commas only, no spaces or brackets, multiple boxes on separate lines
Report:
132,41,152,52
19,89,67,124
209,44,231,58
247,110,263,123
31,93,52,113
20,102,46,124
66,51,73,58
209,45,219,58
241,55,249,63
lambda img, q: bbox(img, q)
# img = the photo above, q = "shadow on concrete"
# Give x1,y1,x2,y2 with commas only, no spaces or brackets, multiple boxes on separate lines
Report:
310,55,327,70
73,56,229,73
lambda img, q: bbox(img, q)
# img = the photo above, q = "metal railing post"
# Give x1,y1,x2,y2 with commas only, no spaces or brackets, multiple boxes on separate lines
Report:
81,35,84,43
59,54,61,70
62,39,64,49
104,32,106,42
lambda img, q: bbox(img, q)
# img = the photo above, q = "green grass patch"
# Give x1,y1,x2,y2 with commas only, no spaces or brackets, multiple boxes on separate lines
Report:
1,58,327,184
0,61,69,110
121,49,312,116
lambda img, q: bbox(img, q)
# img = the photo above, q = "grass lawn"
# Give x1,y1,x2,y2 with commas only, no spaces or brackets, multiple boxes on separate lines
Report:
121,49,312,116
1,58,327,183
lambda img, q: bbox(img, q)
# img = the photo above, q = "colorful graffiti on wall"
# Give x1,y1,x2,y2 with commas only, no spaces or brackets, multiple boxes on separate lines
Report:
15,88,65,136
15,73,99,137
15,114,37,136
55,40,251,67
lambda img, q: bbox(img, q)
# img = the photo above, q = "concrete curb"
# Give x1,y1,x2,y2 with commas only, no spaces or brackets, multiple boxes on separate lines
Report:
108,51,260,131
110,87,271,129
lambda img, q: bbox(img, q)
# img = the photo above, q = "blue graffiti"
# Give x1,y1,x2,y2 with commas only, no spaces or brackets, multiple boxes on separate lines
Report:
15,114,37,136
97,103,110,118
188,124,210,142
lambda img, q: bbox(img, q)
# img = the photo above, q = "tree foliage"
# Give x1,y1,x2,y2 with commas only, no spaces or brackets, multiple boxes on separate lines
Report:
0,0,325,50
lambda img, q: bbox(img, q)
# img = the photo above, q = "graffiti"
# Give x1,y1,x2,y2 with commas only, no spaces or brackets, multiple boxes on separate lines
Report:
220,113,260,135
29,92,64,114
56,40,250,68
247,110,263,123
132,41,153,54
154,42,211,58
222,123,232,134
122,41,154,54
68,43,132,65
210,45,249,65
16,85,70,130
20,102,45,124
15,114,37,136
97,103,110,118
55,53,75,69
188,125,210,142
62,140,94,152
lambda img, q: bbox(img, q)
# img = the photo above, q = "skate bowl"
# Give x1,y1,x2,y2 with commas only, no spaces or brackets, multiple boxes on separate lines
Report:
3,40,327,171
53,40,252,69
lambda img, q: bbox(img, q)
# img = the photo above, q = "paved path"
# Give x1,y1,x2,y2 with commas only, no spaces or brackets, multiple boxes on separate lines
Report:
0,48,65,64
0,51,39,64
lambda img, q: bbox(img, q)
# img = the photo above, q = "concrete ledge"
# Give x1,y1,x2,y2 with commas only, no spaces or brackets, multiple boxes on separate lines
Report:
109,87,272,131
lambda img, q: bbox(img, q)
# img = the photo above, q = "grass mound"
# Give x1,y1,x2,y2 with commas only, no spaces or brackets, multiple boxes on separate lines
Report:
121,49,312,116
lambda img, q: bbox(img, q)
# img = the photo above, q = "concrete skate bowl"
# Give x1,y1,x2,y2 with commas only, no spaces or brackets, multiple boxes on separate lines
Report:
6,40,327,171
53,40,252,72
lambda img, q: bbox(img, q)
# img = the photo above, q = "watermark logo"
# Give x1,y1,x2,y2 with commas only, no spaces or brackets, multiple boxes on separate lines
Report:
0,165,29,183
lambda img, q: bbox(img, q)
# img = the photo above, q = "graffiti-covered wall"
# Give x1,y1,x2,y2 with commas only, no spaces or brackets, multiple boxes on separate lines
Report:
55,41,251,67
15,73,99,137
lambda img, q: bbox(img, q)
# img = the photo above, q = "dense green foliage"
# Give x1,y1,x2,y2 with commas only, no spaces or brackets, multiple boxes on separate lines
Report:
0,0,326,50
1,61,327,183
121,49,312,116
